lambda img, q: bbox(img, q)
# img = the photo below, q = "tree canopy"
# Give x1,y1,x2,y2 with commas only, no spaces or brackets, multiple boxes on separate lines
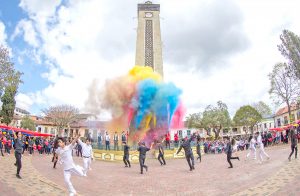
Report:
201,101,231,139
233,105,262,135
252,101,272,117
21,115,36,131
269,62,300,116
278,30,300,80
186,112,202,129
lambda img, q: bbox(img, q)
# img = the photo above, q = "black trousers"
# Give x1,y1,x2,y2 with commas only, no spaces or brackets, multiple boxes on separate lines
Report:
0,147,4,156
165,141,170,149
197,152,201,162
105,141,110,150
139,155,147,173
15,152,22,175
289,145,298,159
158,153,166,165
227,153,238,168
123,154,130,166
28,147,33,154
77,149,82,157
185,153,194,169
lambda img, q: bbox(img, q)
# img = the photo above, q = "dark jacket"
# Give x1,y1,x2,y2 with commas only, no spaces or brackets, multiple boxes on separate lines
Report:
138,146,150,157
177,135,195,156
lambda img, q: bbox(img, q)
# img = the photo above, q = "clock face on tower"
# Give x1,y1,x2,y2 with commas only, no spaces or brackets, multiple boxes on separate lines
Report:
145,12,153,18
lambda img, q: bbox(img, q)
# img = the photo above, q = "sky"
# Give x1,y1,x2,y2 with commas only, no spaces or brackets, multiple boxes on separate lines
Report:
0,0,299,119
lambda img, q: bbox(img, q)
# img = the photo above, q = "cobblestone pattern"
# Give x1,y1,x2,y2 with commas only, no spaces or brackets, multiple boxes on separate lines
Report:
0,155,68,196
234,159,300,196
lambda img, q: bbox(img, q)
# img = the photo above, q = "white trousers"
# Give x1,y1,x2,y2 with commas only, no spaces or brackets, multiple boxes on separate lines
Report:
64,165,84,195
83,157,91,175
246,147,256,159
259,146,269,162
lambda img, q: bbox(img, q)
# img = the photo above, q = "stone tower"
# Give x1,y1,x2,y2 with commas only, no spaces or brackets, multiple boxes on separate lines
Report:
135,1,163,77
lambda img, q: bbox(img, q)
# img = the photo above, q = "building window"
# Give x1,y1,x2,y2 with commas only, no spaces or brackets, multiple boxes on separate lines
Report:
223,128,228,134
44,127,48,133
264,123,267,129
186,130,191,136
232,128,238,133
291,114,295,123
269,123,272,128
284,116,288,125
178,130,182,138
38,127,41,133
277,119,281,127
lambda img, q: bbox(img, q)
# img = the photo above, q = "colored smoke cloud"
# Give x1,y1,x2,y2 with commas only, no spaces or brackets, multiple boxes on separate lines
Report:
86,66,185,143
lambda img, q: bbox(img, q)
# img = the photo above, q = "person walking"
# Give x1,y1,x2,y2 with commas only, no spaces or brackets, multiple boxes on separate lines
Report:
157,140,166,165
137,142,154,174
78,138,94,176
226,137,240,168
13,131,23,179
246,135,256,160
256,132,270,163
176,133,196,171
288,128,298,161
122,141,131,168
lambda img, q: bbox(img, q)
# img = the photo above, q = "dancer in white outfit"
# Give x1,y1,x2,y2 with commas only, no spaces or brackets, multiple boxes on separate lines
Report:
56,135,85,196
78,138,94,176
246,135,256,160
255,132,270,163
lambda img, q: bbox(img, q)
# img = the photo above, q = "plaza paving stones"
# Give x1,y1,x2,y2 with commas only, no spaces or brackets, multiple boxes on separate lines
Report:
1,145,299,196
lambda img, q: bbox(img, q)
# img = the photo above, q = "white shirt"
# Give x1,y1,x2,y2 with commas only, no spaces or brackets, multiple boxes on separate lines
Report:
105,134,110,141
56,144,75,170
257,134,264,148
250,138,256,149
78,139,93,158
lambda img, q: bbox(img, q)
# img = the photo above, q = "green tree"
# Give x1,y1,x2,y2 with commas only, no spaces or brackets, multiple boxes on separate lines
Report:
21,115,36,131
186,112,202,129
201,101,231,139
233,105,262,135
1,85,17,125
278,30,300,80
269,63,300,119
0,45,22,96
252,101,272,117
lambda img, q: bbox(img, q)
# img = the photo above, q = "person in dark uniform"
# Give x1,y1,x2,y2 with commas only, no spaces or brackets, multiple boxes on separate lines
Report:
52,138,59,169
288,128,298,161
157,140,166,165
176,133,196,171
196,136,201,162
226,137,239,168
122,142,131,167
137,142,154,174
13,131,23,179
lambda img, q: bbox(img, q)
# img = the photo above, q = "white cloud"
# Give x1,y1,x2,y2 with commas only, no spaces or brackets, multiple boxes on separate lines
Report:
15,93,32,111
12,19,40,47
0,20,7,45
14,0,300,119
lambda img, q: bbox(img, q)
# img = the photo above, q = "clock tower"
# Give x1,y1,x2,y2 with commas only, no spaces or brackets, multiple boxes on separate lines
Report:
135,1,164,77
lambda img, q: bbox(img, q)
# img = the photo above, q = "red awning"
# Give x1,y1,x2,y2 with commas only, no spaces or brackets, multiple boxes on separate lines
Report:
269,127,284,132
0,125,54,137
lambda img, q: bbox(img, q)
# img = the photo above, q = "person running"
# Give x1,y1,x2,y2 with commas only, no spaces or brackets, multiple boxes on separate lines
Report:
246,135,256,160
52,139,59,169
55,134,85,196
78,138,94,176
176,133,196,171
196,136,202,162
226,137,240,168
13,131,23,179
288,128,298,161
157,140,166,165
0,136,4,157
122,141,131,168
137,142,154,174
256,132,270,163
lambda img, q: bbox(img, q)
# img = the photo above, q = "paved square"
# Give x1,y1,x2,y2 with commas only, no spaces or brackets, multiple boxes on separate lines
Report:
0,145,299,196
